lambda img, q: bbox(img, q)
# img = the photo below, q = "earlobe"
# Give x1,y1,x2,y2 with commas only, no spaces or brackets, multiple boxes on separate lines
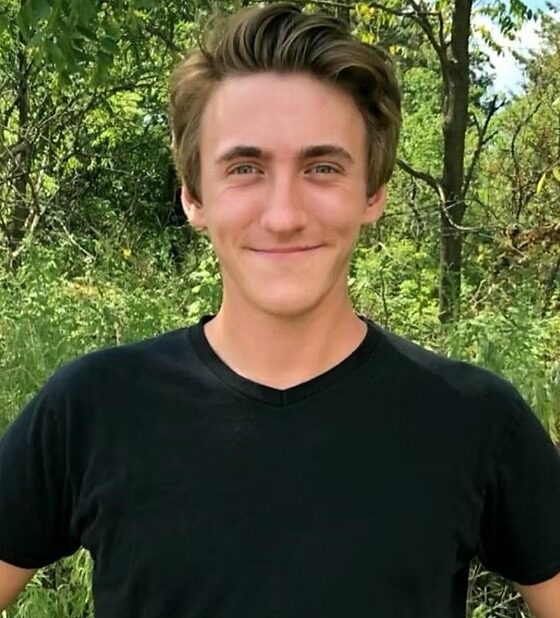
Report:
180,186,205,231
363,185,387,224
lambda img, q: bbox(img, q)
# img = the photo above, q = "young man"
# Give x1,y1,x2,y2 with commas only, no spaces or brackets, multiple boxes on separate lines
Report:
1,3,559,616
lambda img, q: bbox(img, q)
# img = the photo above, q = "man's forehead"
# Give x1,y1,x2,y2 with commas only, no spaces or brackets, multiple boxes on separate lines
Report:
202,73,362,123
199,72,367,162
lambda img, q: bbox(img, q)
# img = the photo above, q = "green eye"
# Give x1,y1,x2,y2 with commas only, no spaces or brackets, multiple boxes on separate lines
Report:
231,164,258,174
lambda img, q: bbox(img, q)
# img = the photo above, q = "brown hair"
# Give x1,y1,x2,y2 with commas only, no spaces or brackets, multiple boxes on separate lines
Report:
169,2,401,202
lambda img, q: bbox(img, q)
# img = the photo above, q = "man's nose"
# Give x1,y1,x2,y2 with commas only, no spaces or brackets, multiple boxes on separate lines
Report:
259,174,308,234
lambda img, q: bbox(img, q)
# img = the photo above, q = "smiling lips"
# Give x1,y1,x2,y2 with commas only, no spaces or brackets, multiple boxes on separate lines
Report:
250,245,322,254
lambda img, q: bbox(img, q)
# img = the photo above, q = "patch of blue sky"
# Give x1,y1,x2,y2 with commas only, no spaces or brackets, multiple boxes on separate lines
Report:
472,2,557,96
523,0,555,11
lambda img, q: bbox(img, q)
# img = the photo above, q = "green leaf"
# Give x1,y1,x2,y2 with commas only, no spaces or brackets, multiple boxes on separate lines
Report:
28,29,45,47
99,36,118,55
29,0,51,22
71,46,94,64
76,1,97,28
17,0,50,40
45,38,66,72
92,50,113,85
16,2,33,41
536,172,547,194
104,19,121,40
55,29,76,69
510,0,532,20
0,10,8,34
553,168,560,184
74,24,98,40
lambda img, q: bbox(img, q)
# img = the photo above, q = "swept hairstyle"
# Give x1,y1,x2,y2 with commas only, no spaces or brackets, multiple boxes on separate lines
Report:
169,2,401,203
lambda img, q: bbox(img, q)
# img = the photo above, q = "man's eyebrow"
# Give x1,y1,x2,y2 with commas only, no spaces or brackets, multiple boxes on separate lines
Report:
215,144,355,165
215,145,267,164
299,145,355,164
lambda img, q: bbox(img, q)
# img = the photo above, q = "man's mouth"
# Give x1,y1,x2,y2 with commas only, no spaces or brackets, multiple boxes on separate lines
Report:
249,245,322,254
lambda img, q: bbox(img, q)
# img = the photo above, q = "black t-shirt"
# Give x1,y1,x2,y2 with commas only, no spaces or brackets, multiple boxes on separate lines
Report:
1,315,559,617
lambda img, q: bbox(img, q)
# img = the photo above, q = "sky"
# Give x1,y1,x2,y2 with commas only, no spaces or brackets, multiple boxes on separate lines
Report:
524,0,550,9
474,0,558,95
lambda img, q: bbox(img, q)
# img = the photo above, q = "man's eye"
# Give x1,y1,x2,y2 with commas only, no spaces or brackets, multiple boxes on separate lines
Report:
230,164,259,175
309,164,338,174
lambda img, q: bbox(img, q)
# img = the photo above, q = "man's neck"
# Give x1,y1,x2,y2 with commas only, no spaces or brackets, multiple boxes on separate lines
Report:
203,299,367,390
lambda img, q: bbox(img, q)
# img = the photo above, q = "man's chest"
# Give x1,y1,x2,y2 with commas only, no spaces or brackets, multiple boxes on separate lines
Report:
70,406,481,617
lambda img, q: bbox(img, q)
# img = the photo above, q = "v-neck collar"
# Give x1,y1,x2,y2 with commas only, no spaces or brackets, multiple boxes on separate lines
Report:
189,314,380,407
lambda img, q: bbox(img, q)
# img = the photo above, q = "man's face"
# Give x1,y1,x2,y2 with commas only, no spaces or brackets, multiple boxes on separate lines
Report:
182,72,386,318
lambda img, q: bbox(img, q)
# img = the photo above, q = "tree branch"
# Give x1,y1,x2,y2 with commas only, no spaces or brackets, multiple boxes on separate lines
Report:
463,95,503,196
397,157,444,199
404,0,447,70
511,100,543,220
0,140,29,166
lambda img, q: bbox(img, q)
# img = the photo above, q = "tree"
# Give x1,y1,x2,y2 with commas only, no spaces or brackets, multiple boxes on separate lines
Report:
475,11,560,318
348,0,533,321
1,0,211,267
6,0,536,319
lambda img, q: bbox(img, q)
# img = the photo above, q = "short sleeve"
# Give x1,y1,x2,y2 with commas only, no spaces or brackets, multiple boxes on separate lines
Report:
477,387,560,585
0,381,79,568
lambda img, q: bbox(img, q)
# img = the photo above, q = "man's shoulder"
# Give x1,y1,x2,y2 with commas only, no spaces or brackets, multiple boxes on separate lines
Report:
369,322,524,413
363,323,537,460
44,326,191,404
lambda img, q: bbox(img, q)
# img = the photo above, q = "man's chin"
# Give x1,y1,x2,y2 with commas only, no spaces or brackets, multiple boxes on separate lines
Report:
249,292,328,320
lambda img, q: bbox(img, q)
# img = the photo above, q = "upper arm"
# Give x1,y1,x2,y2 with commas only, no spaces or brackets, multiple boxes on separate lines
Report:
476,386,560,585
0,559,37,611
515,570,560,618
0,382,80,571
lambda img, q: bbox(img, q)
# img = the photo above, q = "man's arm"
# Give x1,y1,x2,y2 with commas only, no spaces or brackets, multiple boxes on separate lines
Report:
0,559,37,611
516,570,560,618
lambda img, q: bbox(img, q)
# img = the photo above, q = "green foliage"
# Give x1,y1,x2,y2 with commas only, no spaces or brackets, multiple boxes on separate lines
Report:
350,237,440,340
183,241,222,321
6,551,93,618
467,558,529,618
14,0,218,83
445,294,560,440
2,2,559,617
478,0,534,39
0,235,215,426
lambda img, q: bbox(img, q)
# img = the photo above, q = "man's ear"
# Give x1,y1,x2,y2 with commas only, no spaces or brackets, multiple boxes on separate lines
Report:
362,184,387,225
181,186,205,231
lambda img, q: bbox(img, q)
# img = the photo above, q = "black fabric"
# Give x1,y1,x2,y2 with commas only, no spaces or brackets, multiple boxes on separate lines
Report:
1,315,559,617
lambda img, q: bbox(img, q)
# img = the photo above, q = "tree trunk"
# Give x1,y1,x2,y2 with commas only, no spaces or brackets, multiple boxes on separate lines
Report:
438,0,472,322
